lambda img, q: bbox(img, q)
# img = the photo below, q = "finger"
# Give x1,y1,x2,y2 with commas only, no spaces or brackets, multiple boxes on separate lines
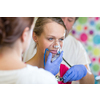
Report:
68,74,76,82
63,71,74,83
63,67,73,78
63,68,74,82
46,52,52,63
53,51,63,63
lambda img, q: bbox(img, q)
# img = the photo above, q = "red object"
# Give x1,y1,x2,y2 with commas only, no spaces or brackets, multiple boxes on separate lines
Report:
92,58,96,62
80,33,88,42
99,58,100,63
95,17,99,20
58,64,71,84
84,26,88,30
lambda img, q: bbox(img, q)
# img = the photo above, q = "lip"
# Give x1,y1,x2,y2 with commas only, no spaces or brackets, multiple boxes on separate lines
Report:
50,50,57,54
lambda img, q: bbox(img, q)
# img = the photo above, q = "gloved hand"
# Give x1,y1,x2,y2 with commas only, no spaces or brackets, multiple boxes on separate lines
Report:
63,64,87,83
44,50,63,76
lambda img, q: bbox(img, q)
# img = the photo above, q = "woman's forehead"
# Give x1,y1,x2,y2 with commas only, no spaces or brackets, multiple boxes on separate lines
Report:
43,22,65,35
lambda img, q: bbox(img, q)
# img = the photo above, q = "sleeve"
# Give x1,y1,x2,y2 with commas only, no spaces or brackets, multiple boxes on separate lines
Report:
28,66,58,84
35,68,58,84
75,40,91,66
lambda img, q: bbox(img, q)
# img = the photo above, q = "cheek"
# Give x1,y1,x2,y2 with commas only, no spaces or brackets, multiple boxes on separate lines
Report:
38,39,51,53
67,24,72,31
65,23,73,32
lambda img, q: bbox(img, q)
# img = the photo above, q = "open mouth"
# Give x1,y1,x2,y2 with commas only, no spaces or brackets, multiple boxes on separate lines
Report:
49,50,57,54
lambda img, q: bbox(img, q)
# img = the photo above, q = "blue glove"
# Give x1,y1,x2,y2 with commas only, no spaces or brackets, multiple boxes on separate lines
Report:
44,50,63,76
63,65,87,83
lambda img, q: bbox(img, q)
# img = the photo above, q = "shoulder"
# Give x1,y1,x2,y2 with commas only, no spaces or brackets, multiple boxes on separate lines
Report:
65,35,83,48
64,35,78,43
18,64,57,84
63,35,86,53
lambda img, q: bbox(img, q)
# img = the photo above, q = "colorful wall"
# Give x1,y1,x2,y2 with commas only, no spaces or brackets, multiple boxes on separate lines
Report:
71,17,100,84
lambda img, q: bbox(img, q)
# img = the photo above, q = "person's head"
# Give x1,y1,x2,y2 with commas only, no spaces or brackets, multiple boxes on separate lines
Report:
33,17,67,55
61,17,79,33
0,17,34,53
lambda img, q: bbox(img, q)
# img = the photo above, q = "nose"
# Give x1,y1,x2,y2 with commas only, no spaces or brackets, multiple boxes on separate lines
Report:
53,40,60,49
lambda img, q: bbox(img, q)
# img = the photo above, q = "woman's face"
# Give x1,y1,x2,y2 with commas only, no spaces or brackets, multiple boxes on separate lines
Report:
61,17,76,32
36,21,65,55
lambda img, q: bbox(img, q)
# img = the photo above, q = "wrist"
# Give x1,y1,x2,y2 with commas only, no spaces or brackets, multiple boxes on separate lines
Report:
82,65,87,77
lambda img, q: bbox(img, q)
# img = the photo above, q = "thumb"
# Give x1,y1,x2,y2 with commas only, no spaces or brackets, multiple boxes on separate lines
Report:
46,53,52,63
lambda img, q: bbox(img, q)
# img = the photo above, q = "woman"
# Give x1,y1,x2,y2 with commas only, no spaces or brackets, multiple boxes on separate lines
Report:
26,17,72,84
0,17,63,84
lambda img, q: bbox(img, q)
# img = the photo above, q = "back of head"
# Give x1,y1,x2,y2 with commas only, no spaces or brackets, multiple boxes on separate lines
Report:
0,17,34,47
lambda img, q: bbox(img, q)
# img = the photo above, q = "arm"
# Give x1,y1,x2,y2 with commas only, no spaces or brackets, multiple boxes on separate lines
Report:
62,36,95,84
63,64,94,84
74,39,94,84
79,64,95,84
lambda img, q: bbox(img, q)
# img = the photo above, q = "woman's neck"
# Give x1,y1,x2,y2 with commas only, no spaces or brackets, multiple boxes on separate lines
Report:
0,46,22,61
0,46,25,70
27,48,45,69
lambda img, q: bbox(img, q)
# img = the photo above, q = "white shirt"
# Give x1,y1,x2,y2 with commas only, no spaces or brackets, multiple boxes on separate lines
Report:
62,35,91,67
0,64,57,84
62,35,91,84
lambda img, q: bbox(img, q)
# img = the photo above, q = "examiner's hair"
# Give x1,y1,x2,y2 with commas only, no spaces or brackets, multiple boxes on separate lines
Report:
0,17,34,47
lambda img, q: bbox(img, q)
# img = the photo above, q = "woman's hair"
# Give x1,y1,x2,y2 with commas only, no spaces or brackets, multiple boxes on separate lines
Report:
34,17,67,37
75,17,79,21
0,17,34,47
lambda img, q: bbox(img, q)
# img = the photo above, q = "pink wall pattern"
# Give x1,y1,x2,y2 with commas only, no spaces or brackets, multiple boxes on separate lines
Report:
71,17,100,83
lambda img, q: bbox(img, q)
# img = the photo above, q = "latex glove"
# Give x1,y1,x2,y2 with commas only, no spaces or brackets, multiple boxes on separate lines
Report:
63,65,87,83
44,50,63,76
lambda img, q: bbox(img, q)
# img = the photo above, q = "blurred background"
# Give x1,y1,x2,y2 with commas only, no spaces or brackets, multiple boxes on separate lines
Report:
71,17,100,84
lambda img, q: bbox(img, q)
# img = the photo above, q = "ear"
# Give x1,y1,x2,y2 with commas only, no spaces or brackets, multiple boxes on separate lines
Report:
21,27,29,42
33,32,38,43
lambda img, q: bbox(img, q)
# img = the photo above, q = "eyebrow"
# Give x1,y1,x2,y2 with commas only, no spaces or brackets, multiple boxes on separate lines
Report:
47,35,65,38
59,36,65,38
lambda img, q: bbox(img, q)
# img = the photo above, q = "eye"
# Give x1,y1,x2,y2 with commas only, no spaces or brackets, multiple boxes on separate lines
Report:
59,38,64,42
68,18,75,22
68,19,73,22
48,38,54,41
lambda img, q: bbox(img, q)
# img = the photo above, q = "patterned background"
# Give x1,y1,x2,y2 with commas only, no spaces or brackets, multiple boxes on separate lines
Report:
70,17,100,84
